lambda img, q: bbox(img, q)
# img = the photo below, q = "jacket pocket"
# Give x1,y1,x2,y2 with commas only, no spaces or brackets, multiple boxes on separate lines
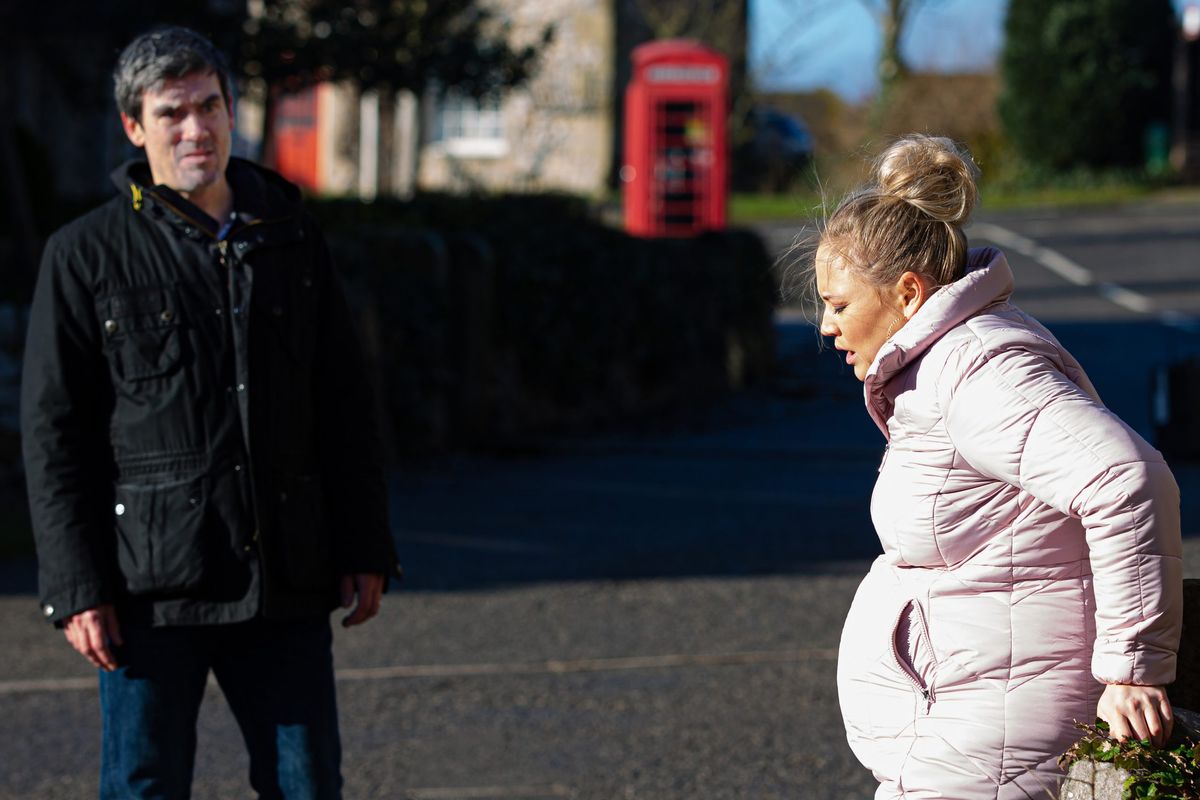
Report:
113,476,207,594
275,472,334,590
891,599,940,713
101,287,183,381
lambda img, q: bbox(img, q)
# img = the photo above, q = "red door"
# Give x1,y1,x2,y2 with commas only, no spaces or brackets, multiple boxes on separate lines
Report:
273,87,319,191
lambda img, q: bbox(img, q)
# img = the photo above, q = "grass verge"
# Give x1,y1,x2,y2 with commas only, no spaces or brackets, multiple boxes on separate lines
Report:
729,183,1200,224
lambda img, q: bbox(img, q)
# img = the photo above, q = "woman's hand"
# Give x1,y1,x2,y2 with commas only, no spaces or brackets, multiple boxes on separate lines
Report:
1097,683,1173,747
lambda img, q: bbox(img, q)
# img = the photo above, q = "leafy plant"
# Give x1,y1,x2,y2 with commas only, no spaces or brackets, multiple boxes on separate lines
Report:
1060,721,1200,799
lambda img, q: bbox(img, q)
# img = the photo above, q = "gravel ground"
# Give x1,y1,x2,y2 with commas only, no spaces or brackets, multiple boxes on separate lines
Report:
5,539,1200,800
1,573,875,800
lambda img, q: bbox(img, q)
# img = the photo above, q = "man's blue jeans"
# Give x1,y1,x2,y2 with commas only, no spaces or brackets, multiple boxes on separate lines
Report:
98,617,342,799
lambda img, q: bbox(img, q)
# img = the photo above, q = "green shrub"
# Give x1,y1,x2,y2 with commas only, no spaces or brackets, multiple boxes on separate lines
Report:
1061,721,1200,799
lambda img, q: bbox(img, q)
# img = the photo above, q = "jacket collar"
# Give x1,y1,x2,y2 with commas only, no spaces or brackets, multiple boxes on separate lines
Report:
863,247,1013,434
110,157,303,243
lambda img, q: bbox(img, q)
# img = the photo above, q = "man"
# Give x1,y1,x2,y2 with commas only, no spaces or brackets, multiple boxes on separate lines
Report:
21,26,399,799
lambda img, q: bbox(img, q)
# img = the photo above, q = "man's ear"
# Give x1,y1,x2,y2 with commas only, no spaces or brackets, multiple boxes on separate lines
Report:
120,112,145,148
896,271,930,319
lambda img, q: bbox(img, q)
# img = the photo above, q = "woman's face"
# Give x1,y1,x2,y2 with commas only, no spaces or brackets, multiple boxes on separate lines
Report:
815,245,900,381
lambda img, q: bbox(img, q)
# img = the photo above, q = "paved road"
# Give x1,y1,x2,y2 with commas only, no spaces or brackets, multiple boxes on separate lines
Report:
2,200,1200,799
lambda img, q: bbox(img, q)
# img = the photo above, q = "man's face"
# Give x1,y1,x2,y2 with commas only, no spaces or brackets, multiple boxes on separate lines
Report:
121,71,233,198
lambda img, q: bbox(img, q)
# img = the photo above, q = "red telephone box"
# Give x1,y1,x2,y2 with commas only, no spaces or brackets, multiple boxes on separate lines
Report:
623,40,728,237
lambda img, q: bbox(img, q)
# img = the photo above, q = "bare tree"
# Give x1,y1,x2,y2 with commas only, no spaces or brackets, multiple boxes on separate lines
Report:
855,0,943,95
633,0,747,45
629,0,839,159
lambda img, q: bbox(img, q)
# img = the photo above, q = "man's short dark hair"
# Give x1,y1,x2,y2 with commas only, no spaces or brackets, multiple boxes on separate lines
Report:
114,26,232,122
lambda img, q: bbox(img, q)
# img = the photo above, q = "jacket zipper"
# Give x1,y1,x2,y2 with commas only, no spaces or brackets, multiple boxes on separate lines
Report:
144,186,286,558
890,599,936,713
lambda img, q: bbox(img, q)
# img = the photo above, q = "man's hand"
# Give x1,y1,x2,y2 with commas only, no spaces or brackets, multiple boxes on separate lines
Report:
339,573,384,628
1097,683,1173,747
63,604,122,671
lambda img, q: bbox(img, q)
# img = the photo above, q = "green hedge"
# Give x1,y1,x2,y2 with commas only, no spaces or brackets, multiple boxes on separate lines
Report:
317,194,777,454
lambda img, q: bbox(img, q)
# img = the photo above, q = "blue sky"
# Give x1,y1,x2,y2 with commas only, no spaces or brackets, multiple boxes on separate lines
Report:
750,0,1192,101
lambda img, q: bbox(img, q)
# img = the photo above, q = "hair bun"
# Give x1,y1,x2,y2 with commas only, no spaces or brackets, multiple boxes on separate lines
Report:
874,135,980,226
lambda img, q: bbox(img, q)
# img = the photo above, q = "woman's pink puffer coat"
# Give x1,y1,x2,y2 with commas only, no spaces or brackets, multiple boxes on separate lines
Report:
837,247,1183,799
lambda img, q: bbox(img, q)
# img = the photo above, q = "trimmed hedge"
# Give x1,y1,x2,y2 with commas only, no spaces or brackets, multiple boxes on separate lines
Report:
316,194,777,454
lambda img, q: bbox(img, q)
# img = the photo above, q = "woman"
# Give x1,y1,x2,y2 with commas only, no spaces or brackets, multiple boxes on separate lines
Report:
818,135,1183,799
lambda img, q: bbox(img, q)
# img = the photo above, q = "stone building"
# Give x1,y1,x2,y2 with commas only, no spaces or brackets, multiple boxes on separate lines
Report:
263,0,747,198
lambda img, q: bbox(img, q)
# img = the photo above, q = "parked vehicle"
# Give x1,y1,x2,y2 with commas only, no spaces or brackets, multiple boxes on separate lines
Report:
734,107,814,193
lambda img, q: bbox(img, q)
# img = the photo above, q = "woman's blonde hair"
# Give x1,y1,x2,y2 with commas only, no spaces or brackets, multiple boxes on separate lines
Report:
820,134,981,291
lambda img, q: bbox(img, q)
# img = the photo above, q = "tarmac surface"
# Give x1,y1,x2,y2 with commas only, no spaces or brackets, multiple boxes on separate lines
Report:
2,199,1200,799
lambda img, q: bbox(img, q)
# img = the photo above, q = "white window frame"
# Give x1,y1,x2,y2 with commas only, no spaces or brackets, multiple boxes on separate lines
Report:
429,91,508,158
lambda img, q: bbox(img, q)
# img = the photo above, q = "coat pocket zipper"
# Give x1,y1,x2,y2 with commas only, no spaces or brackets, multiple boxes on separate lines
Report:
890,599,936,714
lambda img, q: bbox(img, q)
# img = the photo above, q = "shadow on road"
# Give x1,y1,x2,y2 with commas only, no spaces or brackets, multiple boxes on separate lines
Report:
5,320,1200,597
387,319,1200,592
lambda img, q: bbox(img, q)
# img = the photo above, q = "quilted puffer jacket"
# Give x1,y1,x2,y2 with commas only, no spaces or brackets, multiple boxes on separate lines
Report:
836,247,1182,799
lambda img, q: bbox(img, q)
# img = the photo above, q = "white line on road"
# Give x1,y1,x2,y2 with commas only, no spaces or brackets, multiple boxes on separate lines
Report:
969,221,1159,315
0,648,838,696
0,676,96,694
1096,282,1155,314
398,530,556,555
405,784,574,799
525,477,856,507
336,648,837,683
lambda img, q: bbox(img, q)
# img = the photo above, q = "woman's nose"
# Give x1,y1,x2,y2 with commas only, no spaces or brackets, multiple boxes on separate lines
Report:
819,309,838,337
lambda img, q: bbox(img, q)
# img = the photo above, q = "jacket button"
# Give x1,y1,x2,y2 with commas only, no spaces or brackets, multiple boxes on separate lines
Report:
215,308,223,316
104,320,118,334
302,276,313,288
271,305,283,317
279,491,288,502
160,309,174,322
188,497,200,507
234,464,243,472
43,604,54,617
236,383,245,392
114,503,125,516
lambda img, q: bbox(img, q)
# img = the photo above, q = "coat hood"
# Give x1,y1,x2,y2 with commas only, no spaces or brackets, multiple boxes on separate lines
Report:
864,246,1012,434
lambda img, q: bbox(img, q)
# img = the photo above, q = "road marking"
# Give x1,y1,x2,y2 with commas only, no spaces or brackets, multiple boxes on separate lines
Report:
970,221,1159,315
398,530,555,554
1096,283,1154,313
336,648,837,683
0,648,837,696
405,785,573,799
522,477,857,506
0,676,96,694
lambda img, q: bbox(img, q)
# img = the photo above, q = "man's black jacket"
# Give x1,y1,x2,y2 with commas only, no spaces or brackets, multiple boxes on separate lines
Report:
21,158,399,626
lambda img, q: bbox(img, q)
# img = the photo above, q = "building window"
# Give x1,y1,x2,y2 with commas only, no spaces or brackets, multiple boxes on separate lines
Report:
430,92,508,158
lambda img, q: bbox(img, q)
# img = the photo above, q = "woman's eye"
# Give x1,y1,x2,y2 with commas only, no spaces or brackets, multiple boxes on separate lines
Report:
832,305,847,315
